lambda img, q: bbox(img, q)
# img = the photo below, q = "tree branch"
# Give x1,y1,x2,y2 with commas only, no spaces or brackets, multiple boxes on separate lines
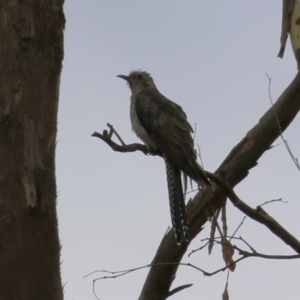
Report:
92,123,162,156
93,72,300,299
138,71,300,300
206,172,300,253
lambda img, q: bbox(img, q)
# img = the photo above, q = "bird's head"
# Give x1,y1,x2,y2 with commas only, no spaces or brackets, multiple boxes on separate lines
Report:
117,70,156,94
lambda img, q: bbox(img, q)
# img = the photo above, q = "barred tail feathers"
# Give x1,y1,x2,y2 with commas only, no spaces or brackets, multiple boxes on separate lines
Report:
164,156,189,244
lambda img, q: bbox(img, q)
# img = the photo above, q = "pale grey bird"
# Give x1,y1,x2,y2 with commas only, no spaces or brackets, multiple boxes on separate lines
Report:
118,70,210,244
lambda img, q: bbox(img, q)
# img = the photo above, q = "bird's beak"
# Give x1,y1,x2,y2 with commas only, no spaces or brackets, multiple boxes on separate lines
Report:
117,75,129,81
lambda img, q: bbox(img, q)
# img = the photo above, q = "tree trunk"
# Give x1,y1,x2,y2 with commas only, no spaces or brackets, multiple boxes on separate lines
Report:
0,1,65,299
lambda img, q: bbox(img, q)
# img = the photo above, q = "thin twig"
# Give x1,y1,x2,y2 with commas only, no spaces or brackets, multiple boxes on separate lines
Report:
266,74,300,170
259,198,287,207
86,247,300,299
238,236,257,253
107,123,126,146
188,240,211,257
234,245,300,260
167,284,193,298
230,216,247,241
193,123,205,169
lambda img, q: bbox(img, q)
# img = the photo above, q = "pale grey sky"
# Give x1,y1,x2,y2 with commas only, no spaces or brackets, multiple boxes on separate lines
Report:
57,1,300,299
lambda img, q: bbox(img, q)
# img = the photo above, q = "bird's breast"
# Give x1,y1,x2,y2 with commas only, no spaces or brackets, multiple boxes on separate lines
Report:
130,97,157,150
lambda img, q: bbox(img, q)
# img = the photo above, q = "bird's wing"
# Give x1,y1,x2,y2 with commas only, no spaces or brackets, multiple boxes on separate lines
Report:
135,89,209,184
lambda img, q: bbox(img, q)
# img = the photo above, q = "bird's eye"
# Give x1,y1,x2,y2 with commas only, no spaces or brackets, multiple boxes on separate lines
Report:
136,74,142,79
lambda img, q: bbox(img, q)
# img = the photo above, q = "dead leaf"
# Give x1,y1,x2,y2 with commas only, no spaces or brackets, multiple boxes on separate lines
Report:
222,281,229,300
221,237,236,272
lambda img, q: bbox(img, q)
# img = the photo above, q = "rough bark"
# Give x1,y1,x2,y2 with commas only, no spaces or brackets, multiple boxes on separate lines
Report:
0,1,65,299
138,71,300,300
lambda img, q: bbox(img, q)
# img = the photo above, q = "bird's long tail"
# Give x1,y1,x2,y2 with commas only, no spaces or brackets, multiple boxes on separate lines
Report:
164,156,189,245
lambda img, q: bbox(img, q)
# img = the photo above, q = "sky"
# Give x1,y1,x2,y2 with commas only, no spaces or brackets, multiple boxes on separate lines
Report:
57,1,300,299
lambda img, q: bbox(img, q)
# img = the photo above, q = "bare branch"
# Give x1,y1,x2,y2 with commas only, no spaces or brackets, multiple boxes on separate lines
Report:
107,123,126,146
238,236,257,253
208,208,221,254
92,123,162,157
234,245,300,260
230,216,247,241
86,245,300,299
166,284,193,298
260,198,288,207
188,240,211,257
206,171,300,254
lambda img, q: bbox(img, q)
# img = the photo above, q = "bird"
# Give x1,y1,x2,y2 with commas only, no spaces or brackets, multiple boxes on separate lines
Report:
117,70,210,245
